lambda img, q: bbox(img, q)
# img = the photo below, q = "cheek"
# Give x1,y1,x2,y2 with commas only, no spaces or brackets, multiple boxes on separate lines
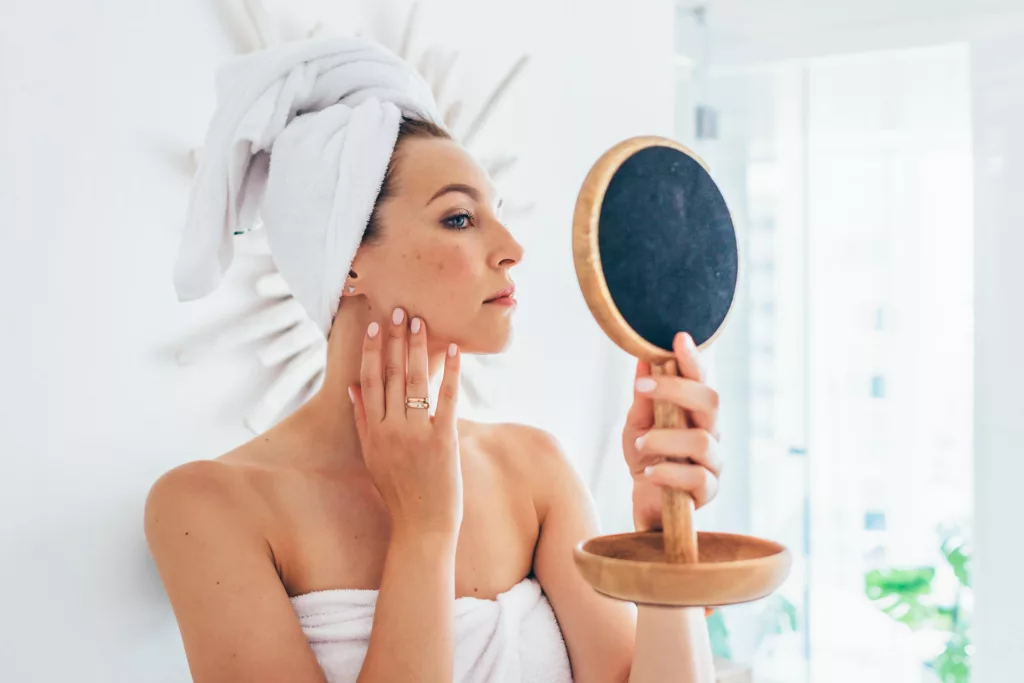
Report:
390,241,483,318
426,245,477,289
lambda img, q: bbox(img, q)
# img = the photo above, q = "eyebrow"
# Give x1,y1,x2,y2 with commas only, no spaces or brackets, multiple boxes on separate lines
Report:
426,183,502,210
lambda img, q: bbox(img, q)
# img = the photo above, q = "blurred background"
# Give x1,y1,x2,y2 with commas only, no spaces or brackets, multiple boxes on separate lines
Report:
1,1,1021,682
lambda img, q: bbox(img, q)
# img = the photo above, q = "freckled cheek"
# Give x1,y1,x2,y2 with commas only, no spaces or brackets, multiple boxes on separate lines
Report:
428,250,477,301
429,249,473,279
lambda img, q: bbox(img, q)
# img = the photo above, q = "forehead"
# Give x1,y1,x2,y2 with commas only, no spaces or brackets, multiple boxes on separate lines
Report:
395,137,495,201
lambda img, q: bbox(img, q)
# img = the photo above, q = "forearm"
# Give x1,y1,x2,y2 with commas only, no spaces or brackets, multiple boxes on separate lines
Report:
627,605,716,683
357,530,458,683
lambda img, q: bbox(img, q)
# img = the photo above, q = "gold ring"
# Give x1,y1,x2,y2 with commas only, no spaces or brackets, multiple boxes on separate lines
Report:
405,397,429,410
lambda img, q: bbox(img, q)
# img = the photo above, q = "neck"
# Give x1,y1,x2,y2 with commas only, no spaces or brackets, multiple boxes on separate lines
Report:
287,297,452,466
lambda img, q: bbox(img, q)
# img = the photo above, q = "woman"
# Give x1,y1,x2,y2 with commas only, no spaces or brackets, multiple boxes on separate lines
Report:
145,37,723,683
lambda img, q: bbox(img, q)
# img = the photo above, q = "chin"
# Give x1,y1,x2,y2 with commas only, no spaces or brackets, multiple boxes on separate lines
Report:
462,321,514,355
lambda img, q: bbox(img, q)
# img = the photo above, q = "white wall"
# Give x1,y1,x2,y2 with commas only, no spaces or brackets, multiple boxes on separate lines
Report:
0,1,675,680
971,30,1024,683
708,0,1024,66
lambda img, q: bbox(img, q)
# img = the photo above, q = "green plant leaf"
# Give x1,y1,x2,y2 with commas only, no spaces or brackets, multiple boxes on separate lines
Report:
934,606,957,631
942,540,970,588
777,595,799,632
865,567,937,629
707,610,732,660
865,567,935,599
932,631,970,683
866,531,972,683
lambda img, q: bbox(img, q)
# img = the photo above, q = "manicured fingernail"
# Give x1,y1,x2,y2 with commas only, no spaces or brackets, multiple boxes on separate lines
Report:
448,343,458,357
644,465,655,477
635,435,646,450
347,386,355,403
635,377,657,393
393,307,405,325
410,317,422,334
367,322,379,338
682,332,696,349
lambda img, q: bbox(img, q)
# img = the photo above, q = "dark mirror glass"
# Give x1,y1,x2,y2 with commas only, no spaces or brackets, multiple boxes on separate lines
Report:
597,145,739,350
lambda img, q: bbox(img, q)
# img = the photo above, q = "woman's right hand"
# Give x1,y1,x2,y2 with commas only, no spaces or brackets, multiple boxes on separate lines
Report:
348,307,463,539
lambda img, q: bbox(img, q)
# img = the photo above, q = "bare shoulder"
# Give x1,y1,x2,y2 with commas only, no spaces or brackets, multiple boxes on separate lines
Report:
143,458,263,560
459,419,564,469
143,436,297,567
145,459,238,519
458,419,586,522
143,458,327,682
146,429,300,522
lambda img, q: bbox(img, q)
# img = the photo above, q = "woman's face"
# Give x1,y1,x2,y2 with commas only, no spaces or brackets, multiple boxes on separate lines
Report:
351,136,524,355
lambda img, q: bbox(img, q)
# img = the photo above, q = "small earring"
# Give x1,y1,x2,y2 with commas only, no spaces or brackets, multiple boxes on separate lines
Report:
347,286,355,293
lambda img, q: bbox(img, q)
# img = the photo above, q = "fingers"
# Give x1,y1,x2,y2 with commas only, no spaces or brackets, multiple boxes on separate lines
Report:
673,332,707,383
433,342,461,430
633,373,719,438
406,316,429,422
349,384,368,444
642,461,719,510
360,321,384,424
360,308,449,427
384,307,408,420
632,428,722,478
624,359,654,432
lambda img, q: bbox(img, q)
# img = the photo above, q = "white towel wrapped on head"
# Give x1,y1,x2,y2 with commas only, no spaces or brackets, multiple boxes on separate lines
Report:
173,36,445,337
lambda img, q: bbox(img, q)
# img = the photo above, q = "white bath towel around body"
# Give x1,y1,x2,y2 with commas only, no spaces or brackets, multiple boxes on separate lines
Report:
290,577,572,682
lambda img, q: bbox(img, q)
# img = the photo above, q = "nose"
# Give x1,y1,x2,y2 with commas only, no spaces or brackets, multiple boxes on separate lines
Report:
491,219,524,269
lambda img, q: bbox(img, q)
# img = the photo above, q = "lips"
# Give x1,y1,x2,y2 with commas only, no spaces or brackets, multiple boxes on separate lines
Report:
485,285,516,303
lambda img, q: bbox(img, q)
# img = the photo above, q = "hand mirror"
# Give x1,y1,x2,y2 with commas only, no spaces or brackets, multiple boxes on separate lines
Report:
572,136,792,607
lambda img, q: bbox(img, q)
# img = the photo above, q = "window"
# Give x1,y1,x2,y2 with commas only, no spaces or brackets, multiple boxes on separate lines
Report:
678,41,975,683
865,511,887,531
871,376,886,399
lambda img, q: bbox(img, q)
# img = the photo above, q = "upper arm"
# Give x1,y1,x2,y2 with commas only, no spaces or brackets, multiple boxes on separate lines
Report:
521,428,636,683
144,461,327,683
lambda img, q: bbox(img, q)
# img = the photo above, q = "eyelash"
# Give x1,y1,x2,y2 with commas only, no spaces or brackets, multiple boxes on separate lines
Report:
442,210,475,231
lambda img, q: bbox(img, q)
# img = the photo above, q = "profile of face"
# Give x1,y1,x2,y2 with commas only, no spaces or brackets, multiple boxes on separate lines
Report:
347,134,524,355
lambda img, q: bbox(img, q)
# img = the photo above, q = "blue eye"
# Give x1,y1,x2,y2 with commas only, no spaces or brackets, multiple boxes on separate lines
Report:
443,211,473,230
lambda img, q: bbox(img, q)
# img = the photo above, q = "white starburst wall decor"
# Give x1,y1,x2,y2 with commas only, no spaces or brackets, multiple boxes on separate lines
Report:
174,0,532,433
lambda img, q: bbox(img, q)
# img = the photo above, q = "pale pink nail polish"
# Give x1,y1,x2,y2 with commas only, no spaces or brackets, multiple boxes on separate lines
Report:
448,343,458,357
635,435,646,450
367,322,379,338
635,377,657,393
410,317,422,334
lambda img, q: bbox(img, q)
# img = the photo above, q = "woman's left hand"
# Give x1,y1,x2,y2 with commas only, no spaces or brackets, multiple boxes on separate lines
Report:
623,331,723,534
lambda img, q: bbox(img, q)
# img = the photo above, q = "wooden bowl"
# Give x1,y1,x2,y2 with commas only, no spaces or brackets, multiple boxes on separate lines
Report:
574,530,792,607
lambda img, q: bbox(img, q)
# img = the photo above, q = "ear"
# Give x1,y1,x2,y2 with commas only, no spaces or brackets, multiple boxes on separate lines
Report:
345,249,374,296
343,268,358,296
